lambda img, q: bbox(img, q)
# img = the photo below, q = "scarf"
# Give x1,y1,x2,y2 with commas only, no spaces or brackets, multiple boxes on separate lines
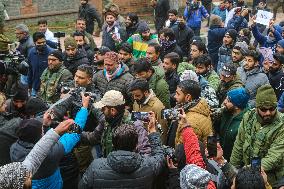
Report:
104,64,122,82
160,39,177,53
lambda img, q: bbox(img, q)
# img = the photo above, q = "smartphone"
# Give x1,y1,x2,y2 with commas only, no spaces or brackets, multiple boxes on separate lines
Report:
131,111,149,122
251,157,261,172
207,136,217,158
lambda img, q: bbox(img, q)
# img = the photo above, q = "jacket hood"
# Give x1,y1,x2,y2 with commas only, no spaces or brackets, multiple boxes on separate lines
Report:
10,140,33,162
189,98,211,117
149,66,165,87
107,150,142,173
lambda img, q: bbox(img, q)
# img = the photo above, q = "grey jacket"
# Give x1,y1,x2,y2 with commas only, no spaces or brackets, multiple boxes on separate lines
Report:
22,129,60,176
78,132,165,189
237,66,269,107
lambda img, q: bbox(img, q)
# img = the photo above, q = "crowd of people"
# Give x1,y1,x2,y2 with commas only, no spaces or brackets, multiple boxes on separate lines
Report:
0,0,284,188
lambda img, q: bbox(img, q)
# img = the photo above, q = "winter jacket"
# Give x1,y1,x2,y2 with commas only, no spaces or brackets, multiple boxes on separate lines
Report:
203,70,220,91
127,33,159,59
81,110,151,157
102,22,127,51
133,90,167,143
216,108,248,160
84,31,97,50
93,63,134,104
40,65,73,104
278,92,284,112
268,69,284,100
252,24,283,53
165,70,180,107
172,25,194,58
149,66,171,108
63,49,89,76
27,45,54,92
78,132,165,189
175,98,213,145
81,44,94,64
184,5,209,28
212,6,227,21
237,66,269,107
227,15,248,33
216,77,244,105
126,23,138,39
10,107,88,189
230,109,284,186
154,0,170,31
160,43,183,61
0,115,21,166
217,44,234,74
78,3,102,34
17,35,34,58
177,62,195,75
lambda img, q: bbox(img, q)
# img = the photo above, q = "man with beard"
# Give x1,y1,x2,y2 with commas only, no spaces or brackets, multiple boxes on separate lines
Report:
163,52,180,107
231,41,249,67
75,18,96,50
237,49,269,107
166,9,178,28
216,63,244,105
146,43,163,68
214,87,249,160
125,13,139,39
78,0,102,36
159,27,183,61
127,21,159,59
93,46,111,73
63,37,89,76
72,31,94,63
268,53,284,100
172,15,194,59
27,32,53,97
118,43,135,74
40,50,72,104
194,54,219,91
230,84,284,186
102,10,126,51
80,90,150,157
129,79,167,143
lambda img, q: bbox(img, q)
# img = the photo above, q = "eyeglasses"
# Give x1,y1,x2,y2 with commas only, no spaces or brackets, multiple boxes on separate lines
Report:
259,107,276,112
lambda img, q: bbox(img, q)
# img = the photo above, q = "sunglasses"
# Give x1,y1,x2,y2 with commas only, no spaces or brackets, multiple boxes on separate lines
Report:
259,107,276,112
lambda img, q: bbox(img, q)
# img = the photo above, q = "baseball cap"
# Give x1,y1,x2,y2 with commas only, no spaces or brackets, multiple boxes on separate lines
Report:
220,63,237,78
94,46,111,55
93,90,125,109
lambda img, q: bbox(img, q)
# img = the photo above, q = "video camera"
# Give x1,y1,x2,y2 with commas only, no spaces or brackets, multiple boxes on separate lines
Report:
0,52,29,75
161,108,182,120
53,32,66,51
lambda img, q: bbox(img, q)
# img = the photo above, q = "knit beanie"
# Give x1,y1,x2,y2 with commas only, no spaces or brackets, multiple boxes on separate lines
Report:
64,37,77,48
49,50,63,61
256,84,277,108
13,85,28,101
0,162,29,189
278,39,284,48
180,164,212,189
104,51,119,63
180,70,199,82
227,87,250,109
234,41,249,55
137,21,150,33
16,119,43,144
209,15,222,27
225,29,238,42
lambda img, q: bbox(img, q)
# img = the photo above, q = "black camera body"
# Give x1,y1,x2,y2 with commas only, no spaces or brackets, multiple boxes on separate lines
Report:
68,123,82,134
0,52,28,75
163,145,177,164
54,32,66,38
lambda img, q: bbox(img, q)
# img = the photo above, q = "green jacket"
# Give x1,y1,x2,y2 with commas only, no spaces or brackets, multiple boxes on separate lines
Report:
230,109,284,185
218,108,248,160
177,61,195,75
204,70,220,92
40,65,72,104
149,66,170,108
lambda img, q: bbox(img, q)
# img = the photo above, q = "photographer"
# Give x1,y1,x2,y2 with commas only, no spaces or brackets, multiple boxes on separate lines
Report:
79,111,164,189
10,93,89,189
81,90,150,157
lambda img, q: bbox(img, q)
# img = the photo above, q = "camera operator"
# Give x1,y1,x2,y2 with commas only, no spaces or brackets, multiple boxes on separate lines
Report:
0,92,22,166
40,50,72,104
80,90,151,157
129,79,167,143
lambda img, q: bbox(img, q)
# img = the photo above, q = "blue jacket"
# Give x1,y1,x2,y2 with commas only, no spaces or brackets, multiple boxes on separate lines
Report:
27,45,54,91
211,6,227,21
227,15,248,32
184,5,208,28
278,92,284,111
252,24,283,53
10,107,88,189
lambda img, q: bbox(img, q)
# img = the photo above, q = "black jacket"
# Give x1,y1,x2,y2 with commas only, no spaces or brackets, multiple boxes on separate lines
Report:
78,132,165,189
268,70,284,100
102,22,127,51
126,24,139,39
161,43,183,61
63,49,89,76
165,71,179,107
154,0,170,32
172,25,194,58
78,4,102,34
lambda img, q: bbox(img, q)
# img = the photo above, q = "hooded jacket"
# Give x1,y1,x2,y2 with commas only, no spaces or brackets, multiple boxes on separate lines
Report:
172,25,194,58
148,66,170,108
237,66,269,107
78,132,164,189
175,98,213,145
63,49,89,76
184,4,209,28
